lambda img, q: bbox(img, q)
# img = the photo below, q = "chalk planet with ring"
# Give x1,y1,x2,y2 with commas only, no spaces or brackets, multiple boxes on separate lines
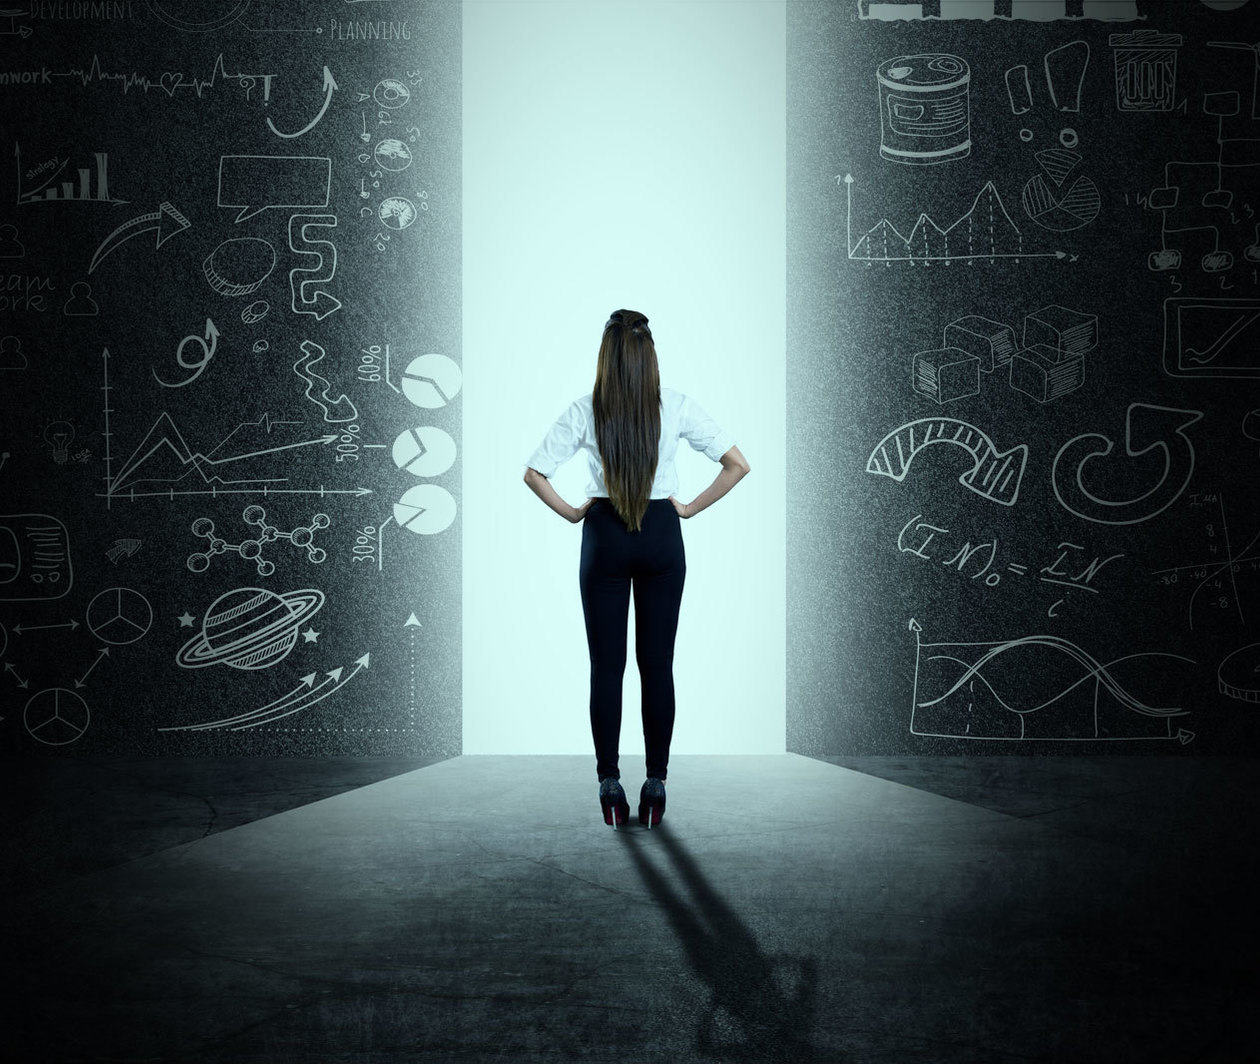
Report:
177,587,325,671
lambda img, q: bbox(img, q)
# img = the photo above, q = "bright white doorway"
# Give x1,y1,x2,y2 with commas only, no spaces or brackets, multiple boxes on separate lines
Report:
463,0,785,761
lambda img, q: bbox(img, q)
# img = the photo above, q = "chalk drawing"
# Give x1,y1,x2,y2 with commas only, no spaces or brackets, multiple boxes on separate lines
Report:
1052,403,1202,525
175,586,325,671
187,506,330,576
866,418,1028,506
907,618,1195,743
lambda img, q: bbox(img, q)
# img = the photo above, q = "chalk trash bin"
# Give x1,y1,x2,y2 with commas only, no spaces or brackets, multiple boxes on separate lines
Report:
1110,29,1184,113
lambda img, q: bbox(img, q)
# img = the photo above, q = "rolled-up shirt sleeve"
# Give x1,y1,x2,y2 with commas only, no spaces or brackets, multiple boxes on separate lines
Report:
679,393,735,462
525,398,585,477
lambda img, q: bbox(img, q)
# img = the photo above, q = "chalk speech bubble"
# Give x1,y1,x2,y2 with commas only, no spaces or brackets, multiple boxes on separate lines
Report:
217,155,331,223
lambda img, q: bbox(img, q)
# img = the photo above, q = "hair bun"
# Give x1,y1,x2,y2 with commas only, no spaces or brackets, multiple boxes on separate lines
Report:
607,308,649,332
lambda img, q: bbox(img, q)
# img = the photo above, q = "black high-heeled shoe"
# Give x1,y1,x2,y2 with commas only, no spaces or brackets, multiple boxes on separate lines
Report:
638,777,666,828
599,777,629,828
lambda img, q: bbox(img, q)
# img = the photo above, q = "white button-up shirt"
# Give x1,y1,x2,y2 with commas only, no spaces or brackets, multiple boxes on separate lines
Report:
525,386,735,499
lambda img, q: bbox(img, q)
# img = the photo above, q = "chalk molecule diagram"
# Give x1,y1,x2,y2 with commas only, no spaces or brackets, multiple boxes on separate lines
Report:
186,505,329,576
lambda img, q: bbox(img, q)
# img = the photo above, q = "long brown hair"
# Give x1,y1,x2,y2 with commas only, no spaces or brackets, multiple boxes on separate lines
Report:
593,308,660,532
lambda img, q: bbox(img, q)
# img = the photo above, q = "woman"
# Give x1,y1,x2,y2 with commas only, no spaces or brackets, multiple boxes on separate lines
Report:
522,308,750,830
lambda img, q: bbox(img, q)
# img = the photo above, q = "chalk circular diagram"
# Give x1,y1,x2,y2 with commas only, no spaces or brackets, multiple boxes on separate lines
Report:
393,485,457,535
374,139,413,173
400,353,463,409
379,197,417,231
392,426,456,478
1021,148,1099,232
177,587,325,671
1218,643,1260,704
24,688,90,746
1019,128,1033,143
86,587,153,646
373,80,411,109
1200,1,1249,10
144,0,251,31
204,238,276,297
1059,128,1079,149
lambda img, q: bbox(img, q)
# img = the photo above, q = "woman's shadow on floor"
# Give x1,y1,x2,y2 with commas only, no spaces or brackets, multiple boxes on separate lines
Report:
620,822,828,1062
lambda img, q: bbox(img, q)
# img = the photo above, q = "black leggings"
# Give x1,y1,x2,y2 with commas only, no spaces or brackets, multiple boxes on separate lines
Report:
579,498,685,782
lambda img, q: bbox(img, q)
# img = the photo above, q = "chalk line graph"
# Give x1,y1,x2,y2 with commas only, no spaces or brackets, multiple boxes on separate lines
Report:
841,173,1072,264
1151,495,1260,630
907,618,1195,743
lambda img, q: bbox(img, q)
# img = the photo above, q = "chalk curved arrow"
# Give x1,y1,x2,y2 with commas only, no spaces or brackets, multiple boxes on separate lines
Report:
158,671,320,732
267,66,338,139
231,653,369,729
1052,403,1203,526
866,417,1028,506
88,201,191,274
153,318,220,389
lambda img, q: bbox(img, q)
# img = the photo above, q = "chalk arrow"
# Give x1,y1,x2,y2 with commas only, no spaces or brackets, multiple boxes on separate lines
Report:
14,620,80,635
89,201,192,274
267,66,339,139
231,652,370,729
404,613,421,628
4,662,29,689
1052,404,1203,526
159,672,320,732
74,647,110,689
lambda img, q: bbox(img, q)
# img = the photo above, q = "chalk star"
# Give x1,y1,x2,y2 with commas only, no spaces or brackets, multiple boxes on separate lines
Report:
177,612,195,627
302,627,320,643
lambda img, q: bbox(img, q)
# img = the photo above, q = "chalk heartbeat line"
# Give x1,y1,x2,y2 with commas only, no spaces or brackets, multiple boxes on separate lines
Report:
45,54,275,100
919,635,1192,718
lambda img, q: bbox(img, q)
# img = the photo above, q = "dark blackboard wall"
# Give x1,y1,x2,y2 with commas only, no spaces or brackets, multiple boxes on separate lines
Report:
0,0,461,756
788,0,1260,754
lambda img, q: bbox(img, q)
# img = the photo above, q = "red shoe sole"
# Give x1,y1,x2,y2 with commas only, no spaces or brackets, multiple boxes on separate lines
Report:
638,802,664,828
601,798,629,827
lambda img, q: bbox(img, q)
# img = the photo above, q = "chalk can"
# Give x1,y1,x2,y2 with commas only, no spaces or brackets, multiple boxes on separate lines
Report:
877,54,971,166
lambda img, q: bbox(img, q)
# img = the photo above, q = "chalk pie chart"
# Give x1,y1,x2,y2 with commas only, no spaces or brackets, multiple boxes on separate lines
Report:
393,484,457,535
401,353,462,409
1021,149,1099,232
24,688,90,746
86,587,153,645
392,426,456,477
374,139,413,172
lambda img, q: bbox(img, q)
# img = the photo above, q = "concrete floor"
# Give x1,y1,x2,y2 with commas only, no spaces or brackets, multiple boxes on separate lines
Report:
4,753,1258,1063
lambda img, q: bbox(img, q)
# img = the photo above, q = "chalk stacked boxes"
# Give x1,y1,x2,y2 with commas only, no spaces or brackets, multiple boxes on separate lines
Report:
911,315,1016,404
1009,305,1098,402
910,305,1097,405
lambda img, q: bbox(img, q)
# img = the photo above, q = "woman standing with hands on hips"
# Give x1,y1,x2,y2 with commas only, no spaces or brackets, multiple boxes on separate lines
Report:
523,309,750,829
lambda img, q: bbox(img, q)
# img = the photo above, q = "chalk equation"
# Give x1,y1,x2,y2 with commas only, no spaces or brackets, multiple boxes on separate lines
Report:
897,513,1124,616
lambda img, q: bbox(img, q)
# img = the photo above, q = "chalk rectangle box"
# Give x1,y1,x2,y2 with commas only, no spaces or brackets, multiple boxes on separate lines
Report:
1009,344,1085,402
1022,305,1098,357
912,348,980,404
942,315,1017,373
